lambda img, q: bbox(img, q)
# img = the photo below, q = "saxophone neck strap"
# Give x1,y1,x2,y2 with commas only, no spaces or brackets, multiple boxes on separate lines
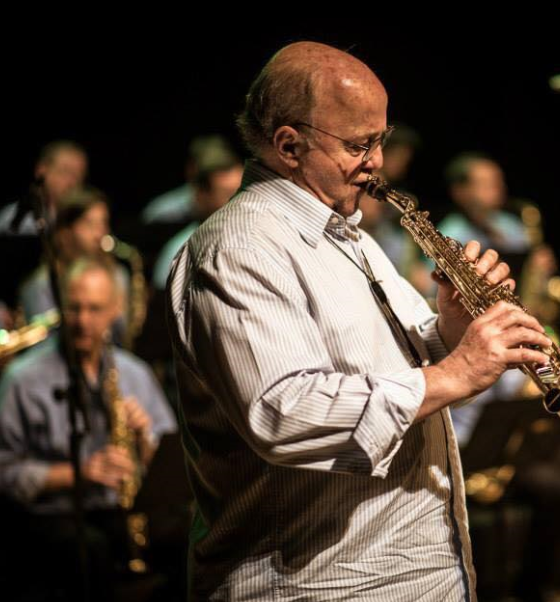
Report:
323,232,424,368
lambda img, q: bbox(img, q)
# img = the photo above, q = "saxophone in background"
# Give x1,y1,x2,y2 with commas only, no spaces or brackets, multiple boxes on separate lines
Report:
103,343,148,574
0,233,146,362
0,309,60,362
101,234,147,351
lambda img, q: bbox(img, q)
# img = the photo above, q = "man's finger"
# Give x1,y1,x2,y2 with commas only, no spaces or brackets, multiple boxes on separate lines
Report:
475,249,500,276
463,240,481,262
485,261,510,285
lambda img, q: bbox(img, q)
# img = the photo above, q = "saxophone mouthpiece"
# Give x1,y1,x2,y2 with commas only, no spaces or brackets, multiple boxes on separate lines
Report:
363,175,418,213
364,175,388,201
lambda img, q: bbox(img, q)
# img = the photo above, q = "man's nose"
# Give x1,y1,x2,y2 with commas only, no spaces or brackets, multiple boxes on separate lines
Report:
75,309,91,326
363,145,384,171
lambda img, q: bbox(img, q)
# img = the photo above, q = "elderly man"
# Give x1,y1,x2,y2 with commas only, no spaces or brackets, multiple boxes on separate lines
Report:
167,42,549,601
152,140,243,289
0,258,176,599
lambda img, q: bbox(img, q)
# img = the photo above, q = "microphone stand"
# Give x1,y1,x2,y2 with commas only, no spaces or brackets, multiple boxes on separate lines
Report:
19,180,92,602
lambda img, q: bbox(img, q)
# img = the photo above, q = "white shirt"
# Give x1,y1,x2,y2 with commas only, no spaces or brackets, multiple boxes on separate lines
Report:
167,161,475,601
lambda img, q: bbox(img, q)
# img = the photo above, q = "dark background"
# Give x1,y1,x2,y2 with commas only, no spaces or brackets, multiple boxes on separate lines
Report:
0,21,558,599
3,22,559,247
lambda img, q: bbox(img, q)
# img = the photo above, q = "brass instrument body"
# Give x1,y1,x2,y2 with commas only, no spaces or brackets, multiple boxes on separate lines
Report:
0,309,60,361
101,234,147,350
364,175,560,414
103,347,148,573
105,364,141,510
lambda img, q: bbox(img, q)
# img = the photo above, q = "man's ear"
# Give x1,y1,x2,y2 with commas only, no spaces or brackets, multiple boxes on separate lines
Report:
273,126,305,169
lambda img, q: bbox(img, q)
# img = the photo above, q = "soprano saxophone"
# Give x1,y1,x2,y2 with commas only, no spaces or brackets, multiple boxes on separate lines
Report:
104,344,149,573
363,175,560,415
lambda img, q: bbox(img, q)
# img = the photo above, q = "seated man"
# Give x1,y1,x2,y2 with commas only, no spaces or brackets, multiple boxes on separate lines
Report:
18,186,116,321
142,135,240,225
16,186,142,349
151,141,242,289
0,258,176,600
439,154,555,444
0,139,88,235
438,152,530,255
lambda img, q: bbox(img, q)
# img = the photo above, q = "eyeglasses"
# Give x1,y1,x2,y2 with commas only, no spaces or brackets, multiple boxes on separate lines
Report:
295,122,395,163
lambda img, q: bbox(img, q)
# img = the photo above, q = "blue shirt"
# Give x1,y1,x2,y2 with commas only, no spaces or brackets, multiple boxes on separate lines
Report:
141,184,194,224
437,210,530,254
0,336,177,514
152,221,199,290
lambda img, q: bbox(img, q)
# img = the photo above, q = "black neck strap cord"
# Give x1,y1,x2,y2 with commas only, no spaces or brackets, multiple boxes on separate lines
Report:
324,232,424,368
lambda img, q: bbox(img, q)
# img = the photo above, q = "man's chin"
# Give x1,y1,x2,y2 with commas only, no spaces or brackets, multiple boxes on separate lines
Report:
72,339,95,354
351,186,368,213
333,187,367,217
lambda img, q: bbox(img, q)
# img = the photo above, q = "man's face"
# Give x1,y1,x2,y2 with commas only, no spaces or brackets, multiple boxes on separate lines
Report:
293,87,388,217
37,149,88,206
455,160,507,212
65,269,117,355
382,144,414,183
198,165,243,217
466,161,506,211
72,202,110,256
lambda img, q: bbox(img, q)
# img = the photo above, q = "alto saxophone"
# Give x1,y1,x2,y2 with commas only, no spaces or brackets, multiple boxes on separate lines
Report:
104,344,149,573
364,175,560,415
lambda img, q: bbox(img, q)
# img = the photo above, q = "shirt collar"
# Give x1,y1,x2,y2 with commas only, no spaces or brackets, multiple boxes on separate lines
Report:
241,160,362,247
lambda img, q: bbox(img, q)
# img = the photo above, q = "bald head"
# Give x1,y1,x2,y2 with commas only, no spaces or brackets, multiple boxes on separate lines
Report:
275,41,384,94
237,42,387,157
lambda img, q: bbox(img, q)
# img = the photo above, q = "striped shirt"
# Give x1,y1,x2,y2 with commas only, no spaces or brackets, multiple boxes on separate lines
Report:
167,161,476,601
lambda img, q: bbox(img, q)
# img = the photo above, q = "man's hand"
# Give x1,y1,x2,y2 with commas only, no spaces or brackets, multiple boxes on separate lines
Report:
122,397,156,465
122,397,152,437
434,240,515,350
417,300,551,421
82,445,136,491
443,301,550,396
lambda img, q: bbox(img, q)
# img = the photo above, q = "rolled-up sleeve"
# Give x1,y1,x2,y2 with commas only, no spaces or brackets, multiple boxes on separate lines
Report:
175,246,425,477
